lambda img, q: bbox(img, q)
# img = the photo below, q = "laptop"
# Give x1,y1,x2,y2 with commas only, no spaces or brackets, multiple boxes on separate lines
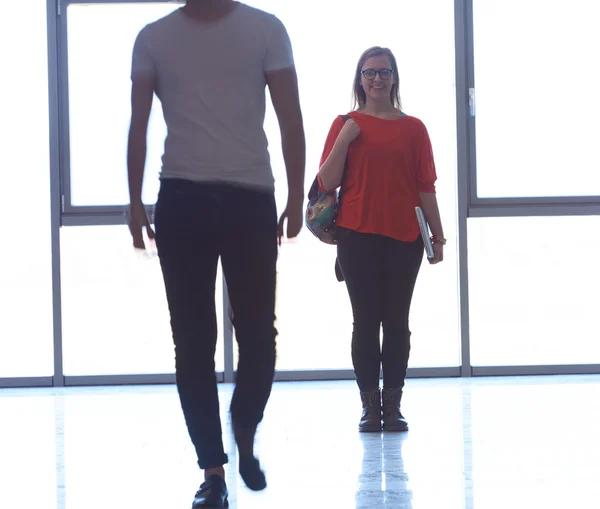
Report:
415,206,435,259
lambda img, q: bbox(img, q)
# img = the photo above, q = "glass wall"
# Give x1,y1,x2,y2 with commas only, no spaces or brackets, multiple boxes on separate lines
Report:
234,0,461,371
60,226,225,375
59,2,225,376
468,0,600,370
2,0,600,387
473,0,600,198
0,0,54,378
66,2,175,207
468,216,600,367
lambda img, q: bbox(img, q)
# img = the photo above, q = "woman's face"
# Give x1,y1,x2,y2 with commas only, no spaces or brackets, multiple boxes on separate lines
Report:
360,55,395,104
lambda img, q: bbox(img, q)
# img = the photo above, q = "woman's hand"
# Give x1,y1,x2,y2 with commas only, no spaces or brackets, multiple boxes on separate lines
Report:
429,242,444,264
338,119,360,145
319,118,360,190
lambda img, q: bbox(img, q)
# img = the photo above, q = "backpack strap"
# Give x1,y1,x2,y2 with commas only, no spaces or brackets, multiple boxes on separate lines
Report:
334,114,353,282
338,114,352,201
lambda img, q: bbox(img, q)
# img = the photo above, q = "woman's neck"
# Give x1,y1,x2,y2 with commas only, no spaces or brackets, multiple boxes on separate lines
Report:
361,101,397,117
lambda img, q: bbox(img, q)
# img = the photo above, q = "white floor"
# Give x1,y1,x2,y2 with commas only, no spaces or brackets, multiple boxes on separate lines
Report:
1,375,600,509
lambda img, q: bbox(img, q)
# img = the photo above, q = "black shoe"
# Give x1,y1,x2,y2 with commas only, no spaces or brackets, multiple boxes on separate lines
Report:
239,455,267,491
192,475,229,509
232,421,267,491
382,388,409,432
359,389,382,432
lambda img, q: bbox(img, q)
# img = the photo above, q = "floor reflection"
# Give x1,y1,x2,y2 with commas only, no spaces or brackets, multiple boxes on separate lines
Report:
356,432,413,509
3,376,600,508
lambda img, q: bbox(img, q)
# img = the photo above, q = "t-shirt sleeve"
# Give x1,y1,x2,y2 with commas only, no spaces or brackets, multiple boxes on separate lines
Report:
131,26,155,80
317,116,346,191
413,120,437,193
264,16,295,73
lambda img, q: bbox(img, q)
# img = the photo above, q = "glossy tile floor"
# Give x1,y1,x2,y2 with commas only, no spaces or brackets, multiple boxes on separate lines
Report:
1,375,600,509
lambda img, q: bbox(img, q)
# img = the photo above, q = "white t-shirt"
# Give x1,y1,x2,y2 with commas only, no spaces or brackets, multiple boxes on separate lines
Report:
131,3,295,190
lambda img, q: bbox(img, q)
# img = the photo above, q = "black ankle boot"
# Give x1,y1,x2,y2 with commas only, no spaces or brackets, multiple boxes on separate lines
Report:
359,389,382,432
382,388,408,432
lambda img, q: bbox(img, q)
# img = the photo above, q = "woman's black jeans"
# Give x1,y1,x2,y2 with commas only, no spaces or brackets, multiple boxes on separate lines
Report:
337,227,424,392
154,179,278,470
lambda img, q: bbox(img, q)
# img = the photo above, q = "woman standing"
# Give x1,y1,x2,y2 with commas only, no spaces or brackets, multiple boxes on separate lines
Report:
318,46,445,432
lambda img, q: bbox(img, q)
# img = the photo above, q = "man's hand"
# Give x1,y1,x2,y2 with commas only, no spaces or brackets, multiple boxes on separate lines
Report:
277,195,304,245
127,201,155,250
267,67,306,246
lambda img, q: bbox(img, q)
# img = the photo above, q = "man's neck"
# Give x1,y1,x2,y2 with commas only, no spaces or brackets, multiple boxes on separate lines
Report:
183,0,237,21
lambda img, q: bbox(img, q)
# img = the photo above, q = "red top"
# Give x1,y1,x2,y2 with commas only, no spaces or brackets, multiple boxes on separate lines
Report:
318,111,437,242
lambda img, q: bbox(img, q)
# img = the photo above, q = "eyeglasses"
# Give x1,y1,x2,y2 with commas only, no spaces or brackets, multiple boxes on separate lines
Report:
361,68,394,80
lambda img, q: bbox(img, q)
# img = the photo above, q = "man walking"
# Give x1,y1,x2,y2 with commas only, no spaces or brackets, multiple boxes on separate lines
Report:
126,1,305,507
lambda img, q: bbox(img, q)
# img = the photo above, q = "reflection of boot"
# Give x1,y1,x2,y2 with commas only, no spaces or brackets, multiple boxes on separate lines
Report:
356,433,385,509
382,433,413,508
382,389,408,432
359,389,382,432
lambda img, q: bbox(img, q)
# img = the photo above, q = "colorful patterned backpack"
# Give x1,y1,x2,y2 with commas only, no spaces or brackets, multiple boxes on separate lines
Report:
305,115,351,246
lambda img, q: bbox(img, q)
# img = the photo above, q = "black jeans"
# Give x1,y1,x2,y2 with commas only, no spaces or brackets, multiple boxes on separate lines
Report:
337,228,424,392
154,179,278,470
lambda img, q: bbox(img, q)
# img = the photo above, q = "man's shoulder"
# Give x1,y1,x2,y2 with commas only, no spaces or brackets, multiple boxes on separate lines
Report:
149,8,184,29
139,4,283,37
236,3,276,19
235,3,283,29
137,8,182,40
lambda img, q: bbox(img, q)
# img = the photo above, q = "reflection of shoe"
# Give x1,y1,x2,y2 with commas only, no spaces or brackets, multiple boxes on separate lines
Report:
232,422,267,491
192,475,229,508
382,388,409,432
359,389,382,432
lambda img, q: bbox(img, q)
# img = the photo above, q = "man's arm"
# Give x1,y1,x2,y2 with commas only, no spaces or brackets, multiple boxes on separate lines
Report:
266,67,306,203
127,74,154,207
127,74,155,249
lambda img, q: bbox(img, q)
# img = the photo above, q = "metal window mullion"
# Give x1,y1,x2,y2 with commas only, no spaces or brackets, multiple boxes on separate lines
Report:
57,0,73,222
471,195,600,207
48,0,65,387
455,0,473,377
0,377,54,388
468,203,600,218
472,365,600,377
465,0,478,207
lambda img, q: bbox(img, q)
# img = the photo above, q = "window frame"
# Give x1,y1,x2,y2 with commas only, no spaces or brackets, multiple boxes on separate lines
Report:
5,0,600,389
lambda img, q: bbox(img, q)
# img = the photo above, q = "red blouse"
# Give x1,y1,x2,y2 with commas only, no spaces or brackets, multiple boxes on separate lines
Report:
318,111,437,242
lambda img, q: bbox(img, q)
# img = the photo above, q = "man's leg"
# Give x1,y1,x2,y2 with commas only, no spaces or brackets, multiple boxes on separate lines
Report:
220,186,278,491
155,180,228,474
